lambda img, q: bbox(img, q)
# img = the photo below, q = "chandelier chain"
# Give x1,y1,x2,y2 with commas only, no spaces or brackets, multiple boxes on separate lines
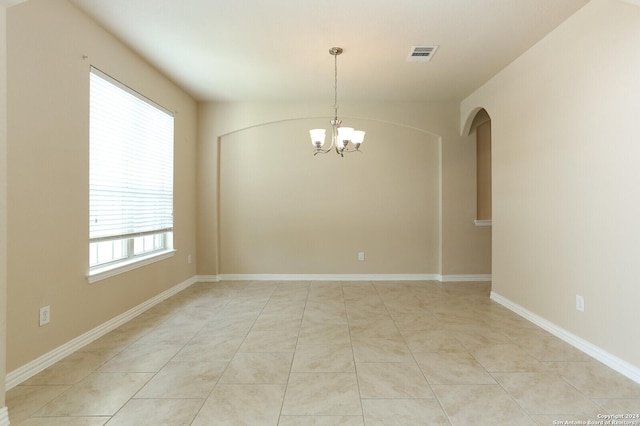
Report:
333,50,339,118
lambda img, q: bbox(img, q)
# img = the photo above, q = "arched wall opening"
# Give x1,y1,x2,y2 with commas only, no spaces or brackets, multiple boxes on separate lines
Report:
216,117,442,275
468,108,492,223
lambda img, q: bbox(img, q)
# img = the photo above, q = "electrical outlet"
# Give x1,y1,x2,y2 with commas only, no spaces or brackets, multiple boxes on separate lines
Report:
358,252,365,261
39,305,50,326
576,295,585,312
187,254,192,264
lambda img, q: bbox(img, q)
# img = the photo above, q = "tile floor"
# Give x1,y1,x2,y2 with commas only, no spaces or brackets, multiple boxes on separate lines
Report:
6,280,640,425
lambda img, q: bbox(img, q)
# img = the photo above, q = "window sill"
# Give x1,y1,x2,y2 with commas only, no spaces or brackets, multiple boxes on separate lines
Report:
474,220,492,227
87,249,176,284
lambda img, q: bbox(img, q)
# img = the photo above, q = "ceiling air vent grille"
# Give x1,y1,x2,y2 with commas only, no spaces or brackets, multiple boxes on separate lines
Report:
407,45,439,62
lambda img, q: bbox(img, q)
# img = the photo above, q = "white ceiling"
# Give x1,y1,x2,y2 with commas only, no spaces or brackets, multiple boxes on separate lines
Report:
69,0,589,103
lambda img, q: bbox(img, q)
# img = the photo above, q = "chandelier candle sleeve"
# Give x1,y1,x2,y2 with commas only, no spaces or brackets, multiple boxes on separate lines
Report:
309,47,365,157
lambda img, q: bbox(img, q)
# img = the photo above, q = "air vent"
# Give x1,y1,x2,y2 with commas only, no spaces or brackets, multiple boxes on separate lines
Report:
406,45,439,62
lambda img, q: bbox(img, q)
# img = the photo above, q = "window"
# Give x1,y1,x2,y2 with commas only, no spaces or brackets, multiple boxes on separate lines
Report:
89,67,174,281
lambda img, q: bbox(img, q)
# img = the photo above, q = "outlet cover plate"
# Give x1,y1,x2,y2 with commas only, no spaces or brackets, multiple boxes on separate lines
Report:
576,295,585,312
39,305,50,326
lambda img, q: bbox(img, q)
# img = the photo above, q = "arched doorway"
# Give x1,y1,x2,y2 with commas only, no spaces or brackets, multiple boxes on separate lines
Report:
469,109,492,225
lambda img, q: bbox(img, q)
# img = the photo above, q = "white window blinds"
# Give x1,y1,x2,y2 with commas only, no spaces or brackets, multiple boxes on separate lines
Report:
89,67,174,243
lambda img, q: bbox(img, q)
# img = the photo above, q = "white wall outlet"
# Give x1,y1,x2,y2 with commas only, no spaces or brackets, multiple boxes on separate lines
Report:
187,254,192,264
39,305,50,326
358,252,365,261
576,295,585,312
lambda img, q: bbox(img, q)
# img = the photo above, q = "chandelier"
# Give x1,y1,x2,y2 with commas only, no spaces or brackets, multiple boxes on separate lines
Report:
309,47,365,157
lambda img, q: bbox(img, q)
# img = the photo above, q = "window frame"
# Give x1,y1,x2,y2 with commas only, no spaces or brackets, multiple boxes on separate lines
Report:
87,67,175,283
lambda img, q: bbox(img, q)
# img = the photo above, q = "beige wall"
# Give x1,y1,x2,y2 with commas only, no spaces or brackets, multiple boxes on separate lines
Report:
6,0,198,371
462,0,640,368
476,120,492,220
220,118,439,274
1,3,8,411
197,101,492,276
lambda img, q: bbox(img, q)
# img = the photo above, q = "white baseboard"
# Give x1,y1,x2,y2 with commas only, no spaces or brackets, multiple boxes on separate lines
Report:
440,274,492,282
217,274,440,281
212,274,491,282
5,276,198,391
196,274,220,282
0,407,9,426
491,291,640,384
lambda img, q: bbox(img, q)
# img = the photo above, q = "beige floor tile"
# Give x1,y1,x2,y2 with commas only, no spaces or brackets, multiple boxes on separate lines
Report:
391,313,443,331
361,398,449,425
342,286,378,301
261,302,306,317
308,287,347,302
197,317,255,336
356,362,434,398
298,324,351,345
135,360,226,398
191,383,285,426
162,307,218,326
305,299,345,308
513,334,593,362
383,301,430,316
104,398,203,426
34,372,153,416
432,310,489,327
349,318,402,340
97,343,182,372
592,398,640,413
14,280,639,425
472,343,546,372
253,311,303,330
496,326,551,341
402,329,467,353
414,352,495,384
292,344,355,373
449,326,513,350
544,361,640,399
20,418,110,426
22,351,111,385
172,334,244,362
347,310,392,324
352,337,414,363
278,416,365,425
433,384,535,425
282,373,362,416
485,311,540,333
493,372,603,415
77,328,144,358
238,328,299,352
220,352,293,384
344,296,386,313
272,281,310,292
302,310,349,325
132,322,203,345
6,385,71,425
216,306,263,321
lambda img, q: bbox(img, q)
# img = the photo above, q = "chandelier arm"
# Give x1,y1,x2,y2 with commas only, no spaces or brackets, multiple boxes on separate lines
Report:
340,148,362,154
